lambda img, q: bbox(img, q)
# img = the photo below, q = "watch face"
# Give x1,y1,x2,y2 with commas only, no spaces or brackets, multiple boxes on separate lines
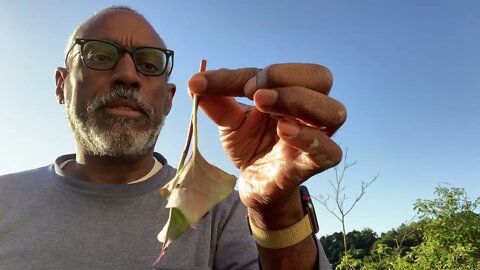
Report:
300,186,319,234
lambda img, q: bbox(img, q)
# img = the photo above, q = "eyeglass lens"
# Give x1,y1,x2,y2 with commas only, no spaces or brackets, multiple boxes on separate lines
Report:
81,40,168,76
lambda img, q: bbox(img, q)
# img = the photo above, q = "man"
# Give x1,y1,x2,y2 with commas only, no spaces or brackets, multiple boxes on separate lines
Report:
0,6,346,270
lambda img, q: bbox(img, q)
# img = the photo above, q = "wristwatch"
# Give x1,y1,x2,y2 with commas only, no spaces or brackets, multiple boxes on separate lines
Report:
300,185,319,234
247,185,319,249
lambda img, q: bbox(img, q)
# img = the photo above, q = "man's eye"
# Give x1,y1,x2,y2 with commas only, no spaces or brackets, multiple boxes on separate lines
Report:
88,53,111,63
138,62,160,72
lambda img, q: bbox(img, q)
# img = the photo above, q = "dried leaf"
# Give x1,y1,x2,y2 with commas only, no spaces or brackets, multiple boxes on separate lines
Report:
155,60,237,262
157,208,189,245
156,137,236,261
160,151,236,230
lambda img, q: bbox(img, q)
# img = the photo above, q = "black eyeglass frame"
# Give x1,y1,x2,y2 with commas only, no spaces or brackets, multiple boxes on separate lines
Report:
65,38,174,77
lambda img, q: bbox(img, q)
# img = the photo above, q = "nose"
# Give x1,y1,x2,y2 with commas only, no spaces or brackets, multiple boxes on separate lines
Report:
111,53,141,89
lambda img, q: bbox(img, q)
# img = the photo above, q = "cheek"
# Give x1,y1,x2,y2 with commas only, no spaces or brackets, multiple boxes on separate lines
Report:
150,86,171,116
152,96,169,122
64,80,87,114
65,68,110,111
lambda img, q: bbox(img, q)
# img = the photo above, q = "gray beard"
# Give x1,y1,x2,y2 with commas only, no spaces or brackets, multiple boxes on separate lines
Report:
66,86,164,159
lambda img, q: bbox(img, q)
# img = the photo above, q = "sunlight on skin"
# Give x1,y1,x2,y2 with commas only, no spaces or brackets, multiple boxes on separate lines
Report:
307,138,329,167
309,138,320,152
238,143,287,206
239,161,281,196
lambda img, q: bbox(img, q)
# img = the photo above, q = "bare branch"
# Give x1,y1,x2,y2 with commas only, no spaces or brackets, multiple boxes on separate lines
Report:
344,174,378,216
313,147,378,260
314,195,343,222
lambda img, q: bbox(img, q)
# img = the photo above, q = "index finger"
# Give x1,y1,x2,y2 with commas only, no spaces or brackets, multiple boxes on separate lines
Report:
188,68,260,98
246,63,333,97
188,63,333,99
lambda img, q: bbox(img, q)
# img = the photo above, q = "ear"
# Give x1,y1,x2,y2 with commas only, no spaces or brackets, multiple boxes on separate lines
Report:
55,67,68,104
164,82,176,115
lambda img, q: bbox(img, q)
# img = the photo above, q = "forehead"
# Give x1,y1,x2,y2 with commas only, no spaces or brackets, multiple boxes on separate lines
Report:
78,10,166,48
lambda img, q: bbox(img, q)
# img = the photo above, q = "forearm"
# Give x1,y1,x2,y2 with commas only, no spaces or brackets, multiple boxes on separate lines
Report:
257,235,318,270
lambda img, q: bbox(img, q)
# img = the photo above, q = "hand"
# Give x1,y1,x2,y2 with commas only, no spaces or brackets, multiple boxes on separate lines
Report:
188,63,346,227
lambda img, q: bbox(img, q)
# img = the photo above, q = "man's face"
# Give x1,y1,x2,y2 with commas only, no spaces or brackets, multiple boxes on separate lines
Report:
57,10,175,158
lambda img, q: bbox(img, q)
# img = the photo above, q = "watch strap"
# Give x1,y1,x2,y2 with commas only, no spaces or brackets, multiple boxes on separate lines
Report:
248,214,313,249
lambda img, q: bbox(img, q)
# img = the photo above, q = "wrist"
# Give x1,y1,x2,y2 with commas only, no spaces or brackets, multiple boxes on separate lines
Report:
247,190,304,230
246,186,320,249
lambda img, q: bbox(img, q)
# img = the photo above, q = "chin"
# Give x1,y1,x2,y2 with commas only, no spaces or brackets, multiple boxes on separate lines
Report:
68,105,164,159
86,126,160,158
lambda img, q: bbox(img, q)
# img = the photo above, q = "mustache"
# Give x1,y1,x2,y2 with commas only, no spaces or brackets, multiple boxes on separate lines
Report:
86,86,155,118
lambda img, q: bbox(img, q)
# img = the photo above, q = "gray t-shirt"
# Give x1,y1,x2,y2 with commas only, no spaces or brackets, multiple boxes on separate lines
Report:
0,153,331,270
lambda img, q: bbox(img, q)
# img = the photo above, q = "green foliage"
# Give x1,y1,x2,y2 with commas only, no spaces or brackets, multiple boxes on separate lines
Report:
320,229,378,267
347,228,378,259
373,221,423,257
336,252,363,270
322,184,480,269
405,185,480,269
320,232,345,265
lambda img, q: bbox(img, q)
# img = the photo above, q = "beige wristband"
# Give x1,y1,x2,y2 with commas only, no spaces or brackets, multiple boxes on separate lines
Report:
248,214,313,249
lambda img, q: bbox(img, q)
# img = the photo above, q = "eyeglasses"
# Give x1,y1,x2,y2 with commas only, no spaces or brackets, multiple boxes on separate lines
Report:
65,38,174,76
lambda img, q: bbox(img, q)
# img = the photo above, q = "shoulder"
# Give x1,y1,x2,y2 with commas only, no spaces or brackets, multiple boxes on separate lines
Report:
0,166,54,210
0,165,53,186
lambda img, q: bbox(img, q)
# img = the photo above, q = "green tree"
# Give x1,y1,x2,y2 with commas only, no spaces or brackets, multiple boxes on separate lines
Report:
320,229,378,267
373,220,423,257
320,232,345,265
348,229,378,258
363,185,480,269
406,185,480,269
362,220,423,269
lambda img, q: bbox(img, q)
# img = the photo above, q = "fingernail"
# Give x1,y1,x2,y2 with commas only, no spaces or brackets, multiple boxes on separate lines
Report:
188,74,208,93
255,89,278,108
278,119,300,138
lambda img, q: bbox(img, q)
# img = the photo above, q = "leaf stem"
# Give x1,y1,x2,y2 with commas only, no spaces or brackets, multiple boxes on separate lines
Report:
193,95,199,150
176,59,207,170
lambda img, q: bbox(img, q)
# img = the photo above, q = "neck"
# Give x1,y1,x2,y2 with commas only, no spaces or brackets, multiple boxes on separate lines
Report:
64,148,156,184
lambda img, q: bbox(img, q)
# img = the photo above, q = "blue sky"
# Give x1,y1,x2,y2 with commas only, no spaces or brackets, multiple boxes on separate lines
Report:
1,0,479,236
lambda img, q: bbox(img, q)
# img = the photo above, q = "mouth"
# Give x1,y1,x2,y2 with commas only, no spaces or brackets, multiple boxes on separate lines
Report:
102,98,146,118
